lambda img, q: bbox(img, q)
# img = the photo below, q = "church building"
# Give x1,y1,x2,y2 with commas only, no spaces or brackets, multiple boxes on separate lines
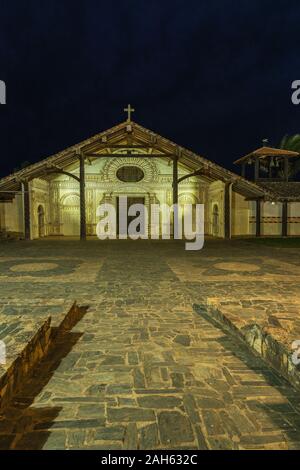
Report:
1,106,300,240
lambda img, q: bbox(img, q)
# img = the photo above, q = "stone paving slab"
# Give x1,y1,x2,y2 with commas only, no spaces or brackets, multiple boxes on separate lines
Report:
0,239,300,449
3,300,299,451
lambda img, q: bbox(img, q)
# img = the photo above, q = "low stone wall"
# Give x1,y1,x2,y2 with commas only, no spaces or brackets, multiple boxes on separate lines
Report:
242,323,300,391
194,300,300,392
0,301,83,411
56,301,87,333
0,317,52,410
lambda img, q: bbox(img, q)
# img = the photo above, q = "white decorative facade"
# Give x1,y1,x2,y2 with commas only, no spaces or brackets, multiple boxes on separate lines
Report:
1,154,205,238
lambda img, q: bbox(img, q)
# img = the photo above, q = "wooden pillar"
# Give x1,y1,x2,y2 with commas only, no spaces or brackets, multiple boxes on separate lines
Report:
282,201,288,237
23,180,31,240
224,182,232,239
269,158,272,178
256,199,261,237
284,157,289,182
79,154,86,241
241,163,246,178
172,155,178,238
254,158,260,181
172,155,178,205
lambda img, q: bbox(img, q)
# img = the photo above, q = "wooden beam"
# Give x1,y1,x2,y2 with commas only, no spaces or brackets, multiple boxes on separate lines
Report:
86,145,151,149
23,181,31,240
43,167,80,182
79,154,86,241
177,167,218,184
83,144,170,153
85,153,174,159
282,201,288,237
177,168,203,184
256,199,261,237
241,163,246,178
173,155,178,238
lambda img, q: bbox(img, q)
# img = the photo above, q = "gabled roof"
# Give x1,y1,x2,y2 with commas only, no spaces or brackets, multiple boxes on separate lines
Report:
0,119,276,201
234,146,299,165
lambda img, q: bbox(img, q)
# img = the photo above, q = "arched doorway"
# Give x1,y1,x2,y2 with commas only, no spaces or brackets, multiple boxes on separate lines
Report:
212,204,219,237
179,193,197,237
61,194,80,236
37,205,45,238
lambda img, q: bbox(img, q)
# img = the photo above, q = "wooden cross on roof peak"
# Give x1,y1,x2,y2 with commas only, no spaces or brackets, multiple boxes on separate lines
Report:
124,104,135,122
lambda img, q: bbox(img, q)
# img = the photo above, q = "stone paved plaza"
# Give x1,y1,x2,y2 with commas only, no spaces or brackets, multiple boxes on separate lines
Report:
0,238,300,450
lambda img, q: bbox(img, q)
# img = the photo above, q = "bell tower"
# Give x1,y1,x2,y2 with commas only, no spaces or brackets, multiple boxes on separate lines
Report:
234,143,299,182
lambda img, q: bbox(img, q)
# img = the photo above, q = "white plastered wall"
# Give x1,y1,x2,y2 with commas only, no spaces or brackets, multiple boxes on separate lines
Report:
289,202,300,235
30,179,50,239
0,194,24,234
261,202,282,236
231,192,250,236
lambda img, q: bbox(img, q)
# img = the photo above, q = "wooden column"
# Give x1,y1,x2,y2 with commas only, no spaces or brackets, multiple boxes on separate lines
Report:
23,180,31,240
282,201,288,237
284,157,289,182
172,155,178,205
241,163,246,178
254,158,260,181
172,155,178,238
256,199,261,237
268,158,272,178
224,182,232,239
79,154,86,241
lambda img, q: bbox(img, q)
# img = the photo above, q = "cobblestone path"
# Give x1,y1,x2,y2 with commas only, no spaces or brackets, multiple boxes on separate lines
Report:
0,239,300,449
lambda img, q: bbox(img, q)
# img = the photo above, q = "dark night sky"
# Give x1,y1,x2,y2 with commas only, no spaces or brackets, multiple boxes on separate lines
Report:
1,0,300,177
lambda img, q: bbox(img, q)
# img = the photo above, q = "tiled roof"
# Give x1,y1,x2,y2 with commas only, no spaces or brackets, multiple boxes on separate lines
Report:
257,182,300,201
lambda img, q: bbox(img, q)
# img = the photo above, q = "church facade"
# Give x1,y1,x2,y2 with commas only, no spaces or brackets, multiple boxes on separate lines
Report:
1,115,300,240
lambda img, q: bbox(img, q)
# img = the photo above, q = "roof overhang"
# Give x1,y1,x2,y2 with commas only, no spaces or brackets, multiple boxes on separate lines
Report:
234,146,299,165
0,120,278,202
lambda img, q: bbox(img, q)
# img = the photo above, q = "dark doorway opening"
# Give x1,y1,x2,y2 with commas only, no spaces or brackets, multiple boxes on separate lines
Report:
117,196,146,237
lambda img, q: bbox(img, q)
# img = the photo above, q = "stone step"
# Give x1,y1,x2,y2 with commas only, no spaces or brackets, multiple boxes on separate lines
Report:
0,301,87,410
194,299,300,393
